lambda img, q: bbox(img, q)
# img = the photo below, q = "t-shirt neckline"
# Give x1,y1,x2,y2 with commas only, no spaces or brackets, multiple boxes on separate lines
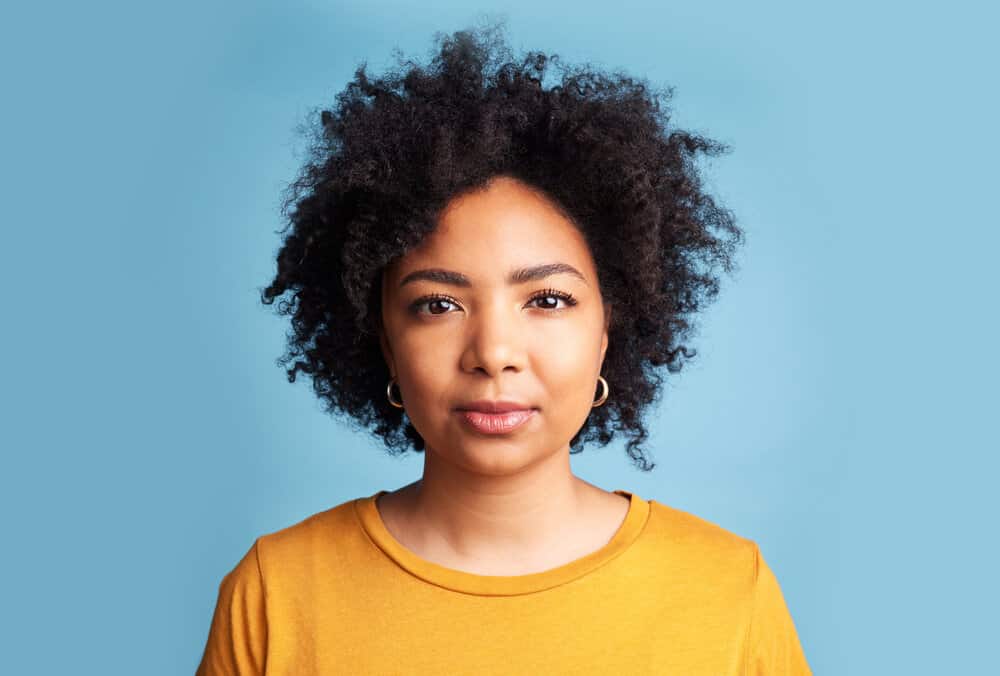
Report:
353,488,650,596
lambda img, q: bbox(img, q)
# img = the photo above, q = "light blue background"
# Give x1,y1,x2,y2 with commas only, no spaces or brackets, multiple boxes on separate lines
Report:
2,1,996,673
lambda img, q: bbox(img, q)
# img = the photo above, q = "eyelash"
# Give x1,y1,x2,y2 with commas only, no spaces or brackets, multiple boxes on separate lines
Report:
410,288,579,316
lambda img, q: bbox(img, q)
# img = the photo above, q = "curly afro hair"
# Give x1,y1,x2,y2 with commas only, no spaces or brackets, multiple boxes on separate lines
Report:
260,22,743,472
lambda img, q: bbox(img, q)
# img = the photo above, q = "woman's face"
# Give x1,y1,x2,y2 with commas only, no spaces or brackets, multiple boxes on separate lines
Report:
379,175,610,476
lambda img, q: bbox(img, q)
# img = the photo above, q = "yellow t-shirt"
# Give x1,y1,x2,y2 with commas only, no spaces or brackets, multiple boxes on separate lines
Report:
196,490,812,675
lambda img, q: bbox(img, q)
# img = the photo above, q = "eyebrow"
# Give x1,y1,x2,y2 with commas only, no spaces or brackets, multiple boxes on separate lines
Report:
398,262,588,288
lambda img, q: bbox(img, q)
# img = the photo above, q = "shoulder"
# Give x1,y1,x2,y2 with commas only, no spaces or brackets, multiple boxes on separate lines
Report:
639,498,759,581
646,498,756,549
250,495,371,578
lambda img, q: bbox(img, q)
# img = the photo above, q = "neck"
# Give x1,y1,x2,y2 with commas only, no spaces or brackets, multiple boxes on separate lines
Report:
400,444,596,563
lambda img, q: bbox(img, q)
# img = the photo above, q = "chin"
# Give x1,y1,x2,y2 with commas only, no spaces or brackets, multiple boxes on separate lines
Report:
436,434,549,476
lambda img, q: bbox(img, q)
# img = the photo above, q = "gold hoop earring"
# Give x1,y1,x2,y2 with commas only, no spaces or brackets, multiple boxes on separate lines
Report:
592,375,609,407
386,378,404,409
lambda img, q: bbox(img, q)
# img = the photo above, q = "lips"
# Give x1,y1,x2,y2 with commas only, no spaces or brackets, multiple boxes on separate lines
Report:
458,409,537,434
454,399,537,434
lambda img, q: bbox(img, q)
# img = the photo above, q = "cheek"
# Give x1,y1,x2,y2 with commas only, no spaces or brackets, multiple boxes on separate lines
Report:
531,324,602,400
394,330,455,416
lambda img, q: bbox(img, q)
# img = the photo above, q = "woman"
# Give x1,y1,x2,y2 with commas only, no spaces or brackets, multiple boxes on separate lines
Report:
196,23,812,675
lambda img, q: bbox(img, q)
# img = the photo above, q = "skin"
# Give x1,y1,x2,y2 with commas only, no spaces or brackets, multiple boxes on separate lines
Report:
377,175,630,576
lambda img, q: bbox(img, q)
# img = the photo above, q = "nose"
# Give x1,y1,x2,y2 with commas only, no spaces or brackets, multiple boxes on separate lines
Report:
459,298,529,378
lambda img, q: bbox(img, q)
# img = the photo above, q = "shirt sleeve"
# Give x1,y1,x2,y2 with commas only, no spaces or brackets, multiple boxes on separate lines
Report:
746,544,812,675
195,539,269,676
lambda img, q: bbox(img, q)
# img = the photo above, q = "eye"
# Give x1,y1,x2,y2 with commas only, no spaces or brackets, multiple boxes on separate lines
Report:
410,294,461,316
527,288,578,311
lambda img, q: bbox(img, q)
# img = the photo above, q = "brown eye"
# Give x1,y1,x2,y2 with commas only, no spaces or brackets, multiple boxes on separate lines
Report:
527,289,578,311
532,295,561,309
411,295,460,316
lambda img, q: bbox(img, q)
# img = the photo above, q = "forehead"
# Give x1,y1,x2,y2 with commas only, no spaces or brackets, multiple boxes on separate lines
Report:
386,176,596,284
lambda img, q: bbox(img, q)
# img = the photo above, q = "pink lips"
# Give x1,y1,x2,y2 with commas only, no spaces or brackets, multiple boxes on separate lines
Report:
458,409,537,434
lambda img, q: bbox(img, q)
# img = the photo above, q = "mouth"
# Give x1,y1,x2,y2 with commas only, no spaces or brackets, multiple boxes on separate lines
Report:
455,409,537,435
